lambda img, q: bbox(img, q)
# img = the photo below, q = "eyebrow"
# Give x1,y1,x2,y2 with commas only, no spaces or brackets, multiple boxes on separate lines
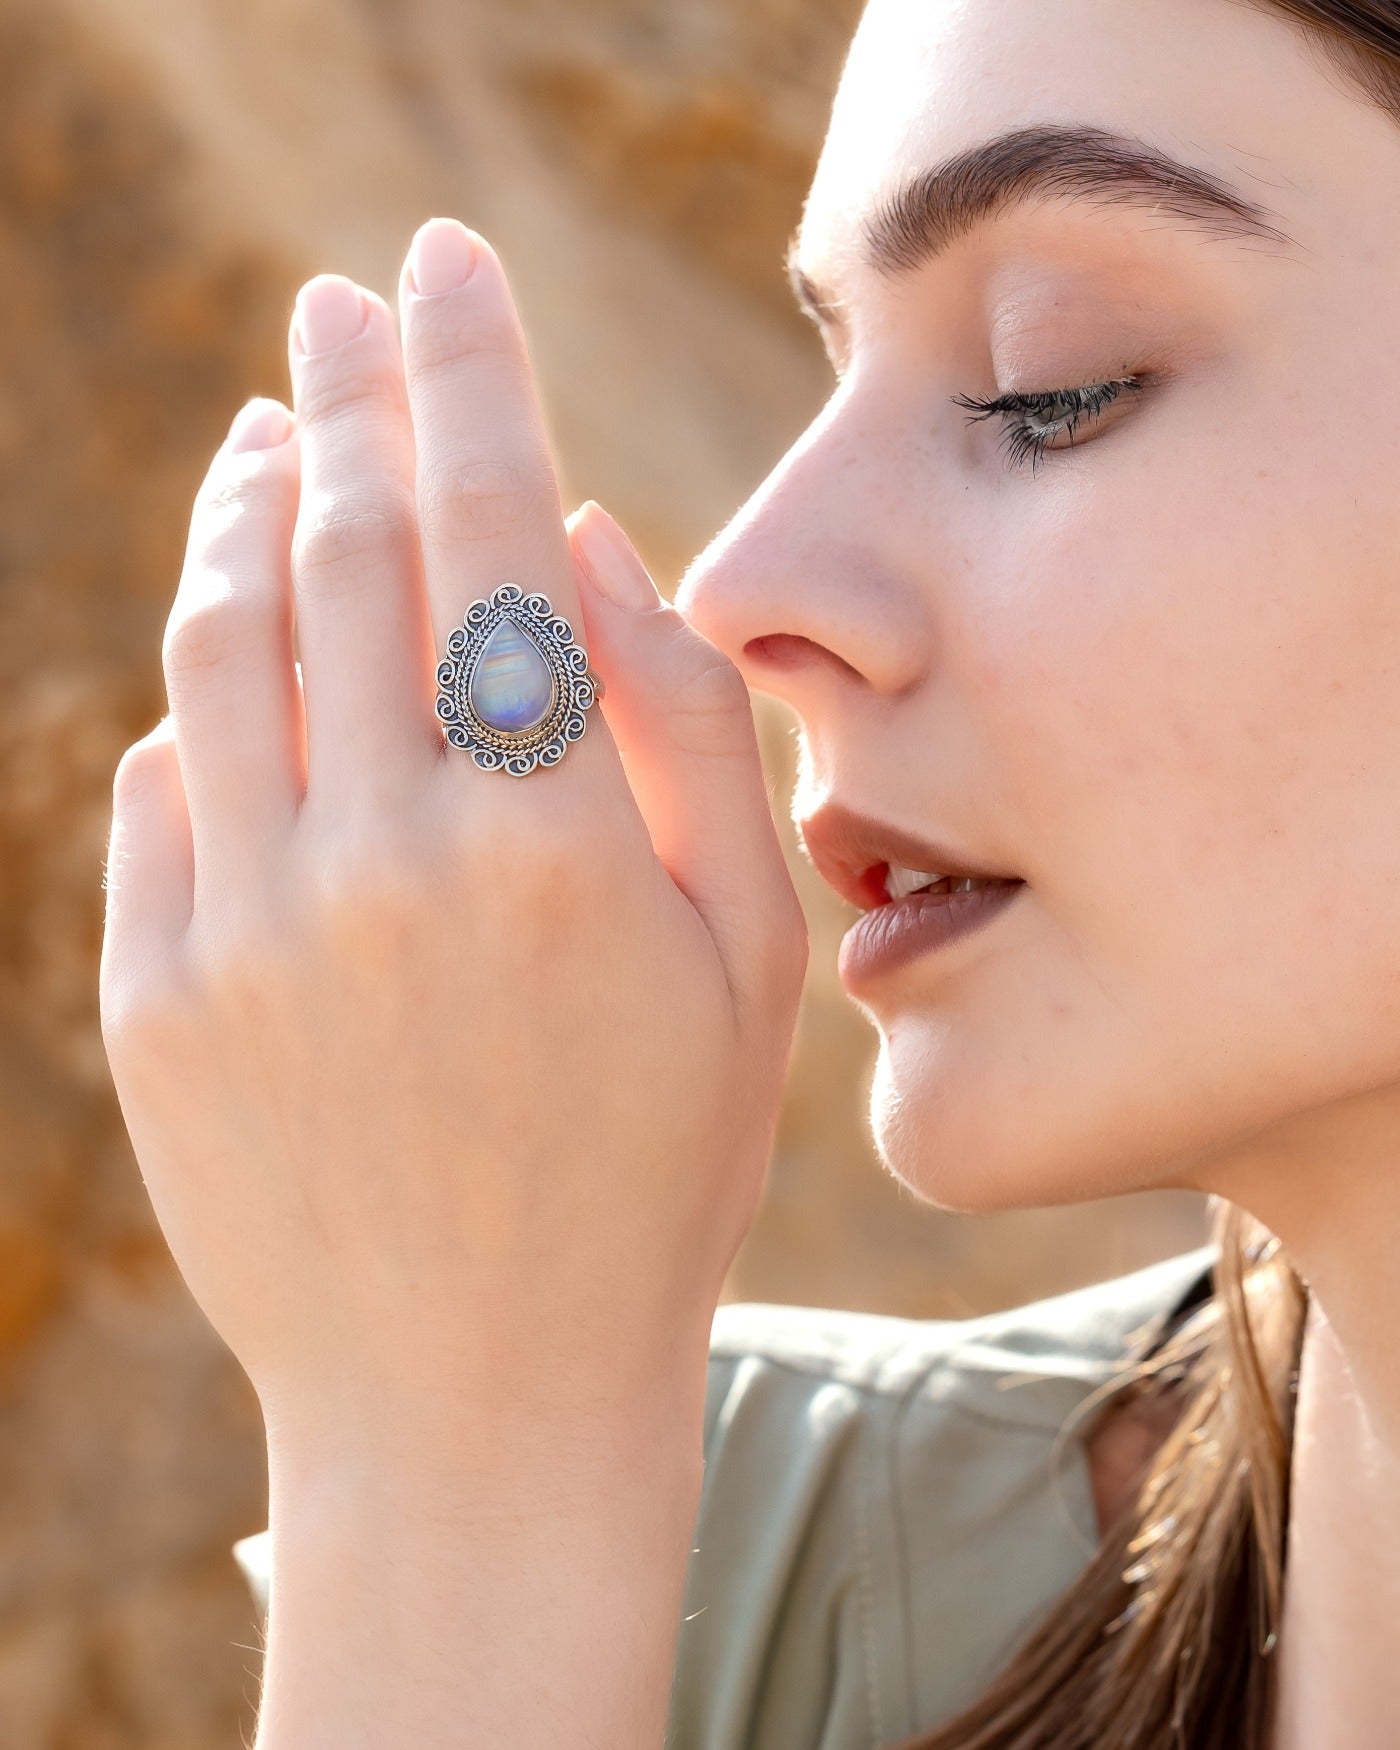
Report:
788,121,1301,325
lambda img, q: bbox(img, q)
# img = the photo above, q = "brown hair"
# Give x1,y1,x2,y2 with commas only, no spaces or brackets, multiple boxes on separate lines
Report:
889,1201,1306,1748
884,6,1400,1744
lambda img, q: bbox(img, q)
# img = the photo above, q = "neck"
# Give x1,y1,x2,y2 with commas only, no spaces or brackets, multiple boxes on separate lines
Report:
1202,1087,1400,1749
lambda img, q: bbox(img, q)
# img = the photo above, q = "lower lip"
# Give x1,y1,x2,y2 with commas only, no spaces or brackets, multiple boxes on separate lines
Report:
838,880,1025,995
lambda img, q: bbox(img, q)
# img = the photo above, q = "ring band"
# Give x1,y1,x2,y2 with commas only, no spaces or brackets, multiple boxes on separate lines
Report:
434,583,604,776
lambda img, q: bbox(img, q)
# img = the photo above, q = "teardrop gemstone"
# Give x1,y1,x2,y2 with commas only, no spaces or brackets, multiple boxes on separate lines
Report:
468,616,555,732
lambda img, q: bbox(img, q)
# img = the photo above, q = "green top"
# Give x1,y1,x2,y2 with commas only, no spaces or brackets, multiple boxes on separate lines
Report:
233,1246,1213,1747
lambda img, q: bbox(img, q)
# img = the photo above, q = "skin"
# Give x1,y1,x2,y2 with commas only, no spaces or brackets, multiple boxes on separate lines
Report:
100,231,807,1746
677,1,1400,1743
97,1,1400,1746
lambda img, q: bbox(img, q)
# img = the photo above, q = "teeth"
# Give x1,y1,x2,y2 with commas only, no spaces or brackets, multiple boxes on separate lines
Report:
884,863,945,901
884,862,999,901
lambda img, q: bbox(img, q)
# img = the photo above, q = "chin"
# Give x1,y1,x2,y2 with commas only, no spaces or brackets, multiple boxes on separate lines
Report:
862,1010,1191,1217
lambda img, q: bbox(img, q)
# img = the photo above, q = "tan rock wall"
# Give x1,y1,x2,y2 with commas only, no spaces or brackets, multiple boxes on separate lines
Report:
0,2,1205,1742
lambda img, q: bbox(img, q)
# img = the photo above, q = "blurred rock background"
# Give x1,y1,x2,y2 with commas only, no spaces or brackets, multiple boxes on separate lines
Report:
0,0,1206,1742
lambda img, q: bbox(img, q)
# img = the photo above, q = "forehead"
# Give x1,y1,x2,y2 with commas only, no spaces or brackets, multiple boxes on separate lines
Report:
799,0,1329,273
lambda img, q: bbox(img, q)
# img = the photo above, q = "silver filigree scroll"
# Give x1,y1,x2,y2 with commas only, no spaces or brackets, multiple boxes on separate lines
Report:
434,582,604,777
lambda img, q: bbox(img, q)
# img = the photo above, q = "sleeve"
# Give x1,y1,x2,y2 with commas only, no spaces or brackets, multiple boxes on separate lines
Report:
665,1306,914,1750
664,1251,1218,1747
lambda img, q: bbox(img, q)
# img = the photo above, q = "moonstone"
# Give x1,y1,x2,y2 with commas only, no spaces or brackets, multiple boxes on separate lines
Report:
468,616,555,732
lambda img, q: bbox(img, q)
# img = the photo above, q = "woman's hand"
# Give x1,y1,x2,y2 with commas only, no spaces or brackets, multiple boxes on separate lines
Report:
98,218,808,1746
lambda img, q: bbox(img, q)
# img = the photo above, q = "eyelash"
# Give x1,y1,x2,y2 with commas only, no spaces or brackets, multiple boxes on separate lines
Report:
949,375,1145,473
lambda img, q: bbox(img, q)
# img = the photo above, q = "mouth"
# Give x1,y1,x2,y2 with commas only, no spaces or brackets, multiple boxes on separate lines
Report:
796,800,1027,993
795,800,1025,913
881,866,1015,903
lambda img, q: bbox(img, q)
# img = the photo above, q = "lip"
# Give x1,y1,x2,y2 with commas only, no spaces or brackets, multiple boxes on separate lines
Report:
796,800,1024,913
838,879,1025,994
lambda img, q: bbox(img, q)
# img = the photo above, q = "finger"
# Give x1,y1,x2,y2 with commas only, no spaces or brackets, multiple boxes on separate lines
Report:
101,716,194,1011
163,398,304,900
397,221,615,790
287,275,439,811
568,502,808,1016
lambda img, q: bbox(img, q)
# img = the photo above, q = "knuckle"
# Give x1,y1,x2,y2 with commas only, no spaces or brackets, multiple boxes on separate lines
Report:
659,646,754,758
448,801,581,901
292,490,417,593
295,347,397,427
111,736,170,811
411,302,522,379
185,467,297,589
99,955,193,1060
311,824,432,929
162,591,265,690
675,649,750,719
182,913,296,1021
193,468,262,535
418,454,551,549
301,372,382,427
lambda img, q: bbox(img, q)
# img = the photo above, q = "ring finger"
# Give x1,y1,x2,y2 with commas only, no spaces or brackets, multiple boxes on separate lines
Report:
288,275,439,813
397,220,610,794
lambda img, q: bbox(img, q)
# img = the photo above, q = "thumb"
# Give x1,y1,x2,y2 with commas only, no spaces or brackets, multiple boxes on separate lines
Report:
567,500,807,1012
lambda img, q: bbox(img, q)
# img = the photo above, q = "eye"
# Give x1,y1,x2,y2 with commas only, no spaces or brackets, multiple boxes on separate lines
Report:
950,375,1146,473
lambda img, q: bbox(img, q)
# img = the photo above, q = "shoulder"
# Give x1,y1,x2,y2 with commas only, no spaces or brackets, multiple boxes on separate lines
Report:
670,1245,1214,1749
705,1241,1212,1408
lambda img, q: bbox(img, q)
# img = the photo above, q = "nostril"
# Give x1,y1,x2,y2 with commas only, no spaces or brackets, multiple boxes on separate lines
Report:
744,633,866,685
744,633,823,671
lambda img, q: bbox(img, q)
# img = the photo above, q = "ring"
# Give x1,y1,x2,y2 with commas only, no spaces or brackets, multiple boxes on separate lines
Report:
434,582,605,776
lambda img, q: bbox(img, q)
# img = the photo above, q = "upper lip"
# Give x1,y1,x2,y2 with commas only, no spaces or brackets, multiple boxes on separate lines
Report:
796,800,1024,912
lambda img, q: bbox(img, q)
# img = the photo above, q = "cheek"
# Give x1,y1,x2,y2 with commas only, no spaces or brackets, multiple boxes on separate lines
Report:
918,404,1400,1197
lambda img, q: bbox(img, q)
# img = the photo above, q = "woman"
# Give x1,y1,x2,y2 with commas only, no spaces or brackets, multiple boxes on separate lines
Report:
98,1,1400,1745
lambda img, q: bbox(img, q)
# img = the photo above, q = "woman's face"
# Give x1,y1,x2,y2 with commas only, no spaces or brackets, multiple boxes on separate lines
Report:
674,0,1400,1212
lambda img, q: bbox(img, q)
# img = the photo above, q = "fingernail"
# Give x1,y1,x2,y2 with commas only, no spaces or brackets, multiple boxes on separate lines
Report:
294,275,368,356
228,398,294,453
408,218,479,297
574,503,660,612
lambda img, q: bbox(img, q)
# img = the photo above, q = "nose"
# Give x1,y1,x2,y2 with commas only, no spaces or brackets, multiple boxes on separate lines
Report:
673,387,934,715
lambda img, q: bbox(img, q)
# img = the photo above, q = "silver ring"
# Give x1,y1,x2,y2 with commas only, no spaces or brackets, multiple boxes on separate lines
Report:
434,583,605,776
